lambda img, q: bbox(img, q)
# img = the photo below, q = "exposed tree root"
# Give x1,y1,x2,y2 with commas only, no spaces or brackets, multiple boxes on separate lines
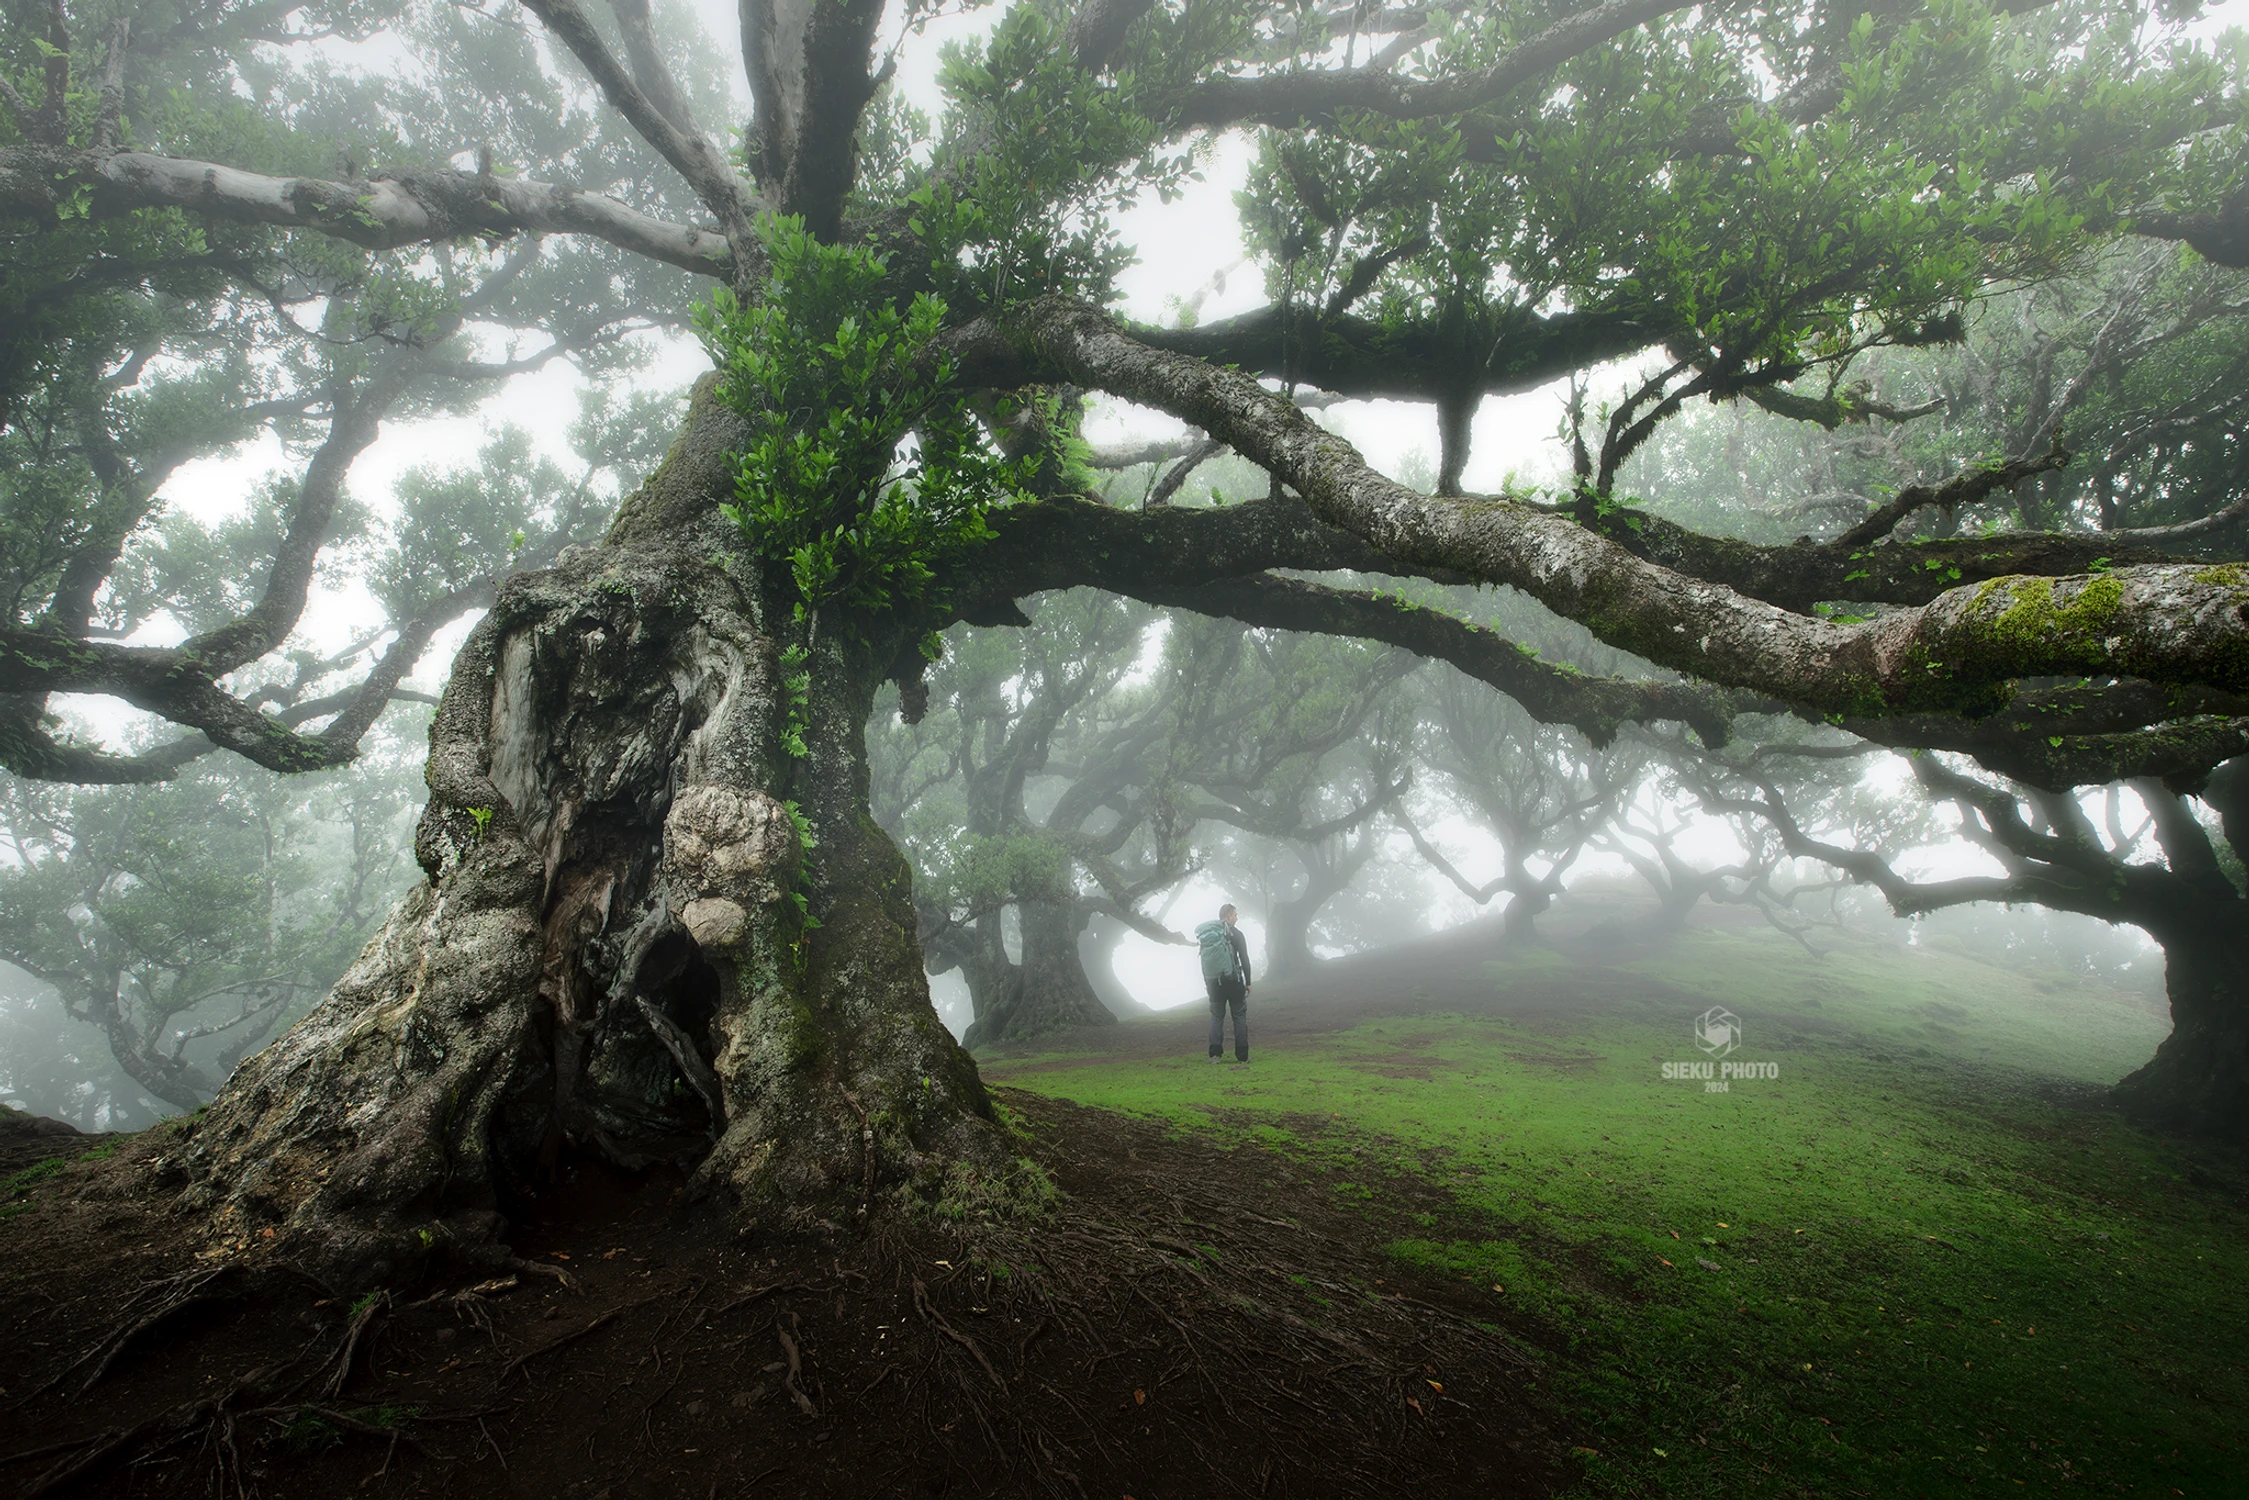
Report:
319,1288,389,1398
2,1089,1572,1498
19,1265,244,1401
498,1291,666,1382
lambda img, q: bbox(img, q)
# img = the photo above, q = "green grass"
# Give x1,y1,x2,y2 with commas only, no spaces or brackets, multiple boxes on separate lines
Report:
985,923,2248,1498
0,1154,74,1225
1,1154,70,1198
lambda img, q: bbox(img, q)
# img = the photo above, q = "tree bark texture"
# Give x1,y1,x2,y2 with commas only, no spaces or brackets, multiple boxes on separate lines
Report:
2114,921,2249,1139
950,901,1119,1051
147,389,1006,1287
1263,838,1378,981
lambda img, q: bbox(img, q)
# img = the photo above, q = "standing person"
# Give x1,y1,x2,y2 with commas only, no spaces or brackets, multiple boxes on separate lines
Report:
1195,903,1253,1064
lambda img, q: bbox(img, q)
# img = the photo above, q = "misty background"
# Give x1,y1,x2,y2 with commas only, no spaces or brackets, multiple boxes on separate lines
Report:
3,0,2224,1127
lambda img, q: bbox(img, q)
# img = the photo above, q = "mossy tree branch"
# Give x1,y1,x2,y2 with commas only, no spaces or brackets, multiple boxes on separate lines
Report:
981,299,2249,724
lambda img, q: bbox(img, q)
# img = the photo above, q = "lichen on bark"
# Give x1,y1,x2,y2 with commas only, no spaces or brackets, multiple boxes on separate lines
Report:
146,388,1015,1288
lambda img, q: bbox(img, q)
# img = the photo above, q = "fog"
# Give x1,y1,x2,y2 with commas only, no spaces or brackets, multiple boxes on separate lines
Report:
1,0,2239,1142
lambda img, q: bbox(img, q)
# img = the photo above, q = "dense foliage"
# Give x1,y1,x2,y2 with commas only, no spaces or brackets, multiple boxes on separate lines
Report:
697,217,1028,627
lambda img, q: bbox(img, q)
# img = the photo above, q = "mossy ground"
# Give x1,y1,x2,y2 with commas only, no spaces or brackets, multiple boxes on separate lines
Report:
979,918,2249,1498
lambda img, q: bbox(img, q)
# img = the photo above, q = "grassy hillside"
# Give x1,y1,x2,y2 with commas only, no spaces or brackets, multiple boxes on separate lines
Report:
980,916,2248,1498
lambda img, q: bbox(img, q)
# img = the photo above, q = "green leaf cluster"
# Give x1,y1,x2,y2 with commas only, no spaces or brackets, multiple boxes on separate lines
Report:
696,216,1029,625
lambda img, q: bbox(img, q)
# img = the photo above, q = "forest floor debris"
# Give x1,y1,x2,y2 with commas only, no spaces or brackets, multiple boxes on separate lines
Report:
0,1087,1570,1499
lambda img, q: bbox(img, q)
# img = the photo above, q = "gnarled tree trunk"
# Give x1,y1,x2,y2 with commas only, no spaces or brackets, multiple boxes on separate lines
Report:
2113,917,2249,1140
1264,832,1381,980
955,898,1118,1050
147,389,1010,1287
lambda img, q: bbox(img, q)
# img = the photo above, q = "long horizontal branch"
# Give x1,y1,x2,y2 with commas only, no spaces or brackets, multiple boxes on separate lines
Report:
1695,780,2039,917
1145,573,1742,747
1133,301,1658,404
0,728,212,785
1568,483,2239,617
0,144,735,277
957,491,1454,626
0,581,492,782
1170,0,1697,131
1840,679,2249,792
987,299,2249,723
1086,434,1204,469
1392,808,1508,904
2133,206,2249,269
2113,495,2249,547
1743,385,1947,431
1697,758,2206,936
0,634,351,772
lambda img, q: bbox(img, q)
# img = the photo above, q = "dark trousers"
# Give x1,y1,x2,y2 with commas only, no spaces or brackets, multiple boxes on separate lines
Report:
1206,974,1247,1060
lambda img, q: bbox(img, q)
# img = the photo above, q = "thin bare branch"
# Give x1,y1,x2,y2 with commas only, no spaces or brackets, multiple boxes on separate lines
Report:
1173,0,1698,131
0,145,735,275
1832,447,2071,548
519,0,754,239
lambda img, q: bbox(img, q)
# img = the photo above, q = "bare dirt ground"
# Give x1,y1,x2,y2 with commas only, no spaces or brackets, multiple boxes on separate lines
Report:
0,1080,1577,1500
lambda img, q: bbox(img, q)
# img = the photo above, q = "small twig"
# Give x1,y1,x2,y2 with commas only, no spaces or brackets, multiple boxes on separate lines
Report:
24,1424,138,1498
478,1416,509,1471
250,1404,433,1454
53,1267,240,1396
711,1280,812,1319
323,1290,390,1398
911,1278,1006,1394
0,1430,118,1476
775,1326,818,1418
498,1293,663,1381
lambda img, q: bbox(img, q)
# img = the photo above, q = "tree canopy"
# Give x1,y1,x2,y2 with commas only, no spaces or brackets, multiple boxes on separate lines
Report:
4,0,2247,792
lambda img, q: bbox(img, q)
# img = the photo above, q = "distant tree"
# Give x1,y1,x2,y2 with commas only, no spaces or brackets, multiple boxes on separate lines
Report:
884,599,1420,1031
0,711,425,1112
0,0,698,781
1693,743,2248,1134
1590,769,1844,949
1396,665,1641,939
1619,242,2249,550
0,971,162,1130
1178,622,1414,977
883,591,1155,1046
0,395,660,1113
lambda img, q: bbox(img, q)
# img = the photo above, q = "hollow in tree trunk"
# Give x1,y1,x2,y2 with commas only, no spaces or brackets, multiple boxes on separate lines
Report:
146,390,1012,1288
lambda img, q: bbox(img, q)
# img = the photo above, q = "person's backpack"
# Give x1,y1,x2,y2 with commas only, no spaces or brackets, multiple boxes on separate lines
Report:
1195,920,1239,982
